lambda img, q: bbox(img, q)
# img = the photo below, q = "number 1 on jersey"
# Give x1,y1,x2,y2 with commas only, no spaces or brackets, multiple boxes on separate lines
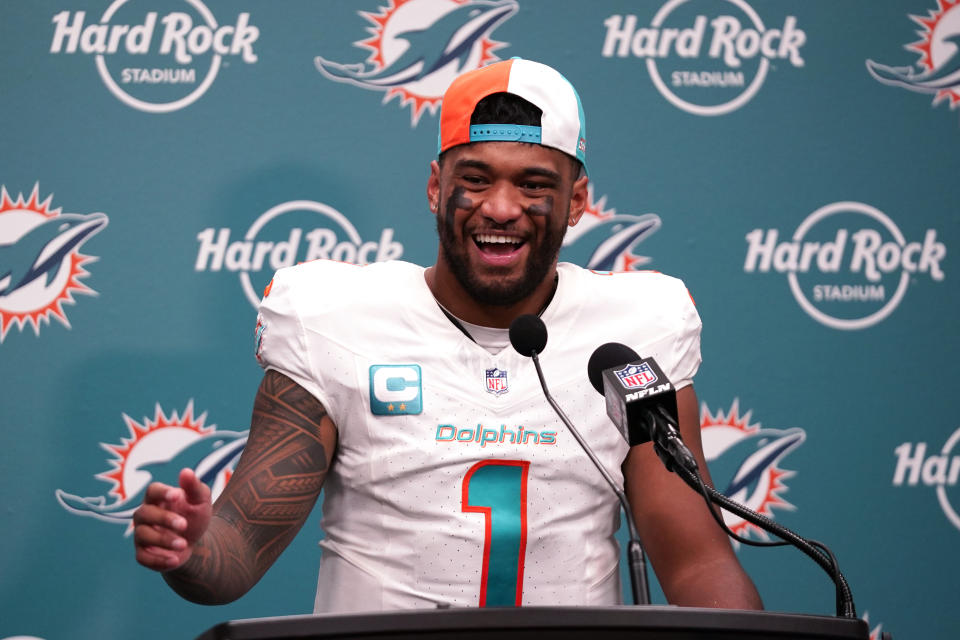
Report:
462,459,530,607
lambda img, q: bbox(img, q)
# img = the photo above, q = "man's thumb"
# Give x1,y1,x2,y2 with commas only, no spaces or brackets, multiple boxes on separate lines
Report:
179,468,210,505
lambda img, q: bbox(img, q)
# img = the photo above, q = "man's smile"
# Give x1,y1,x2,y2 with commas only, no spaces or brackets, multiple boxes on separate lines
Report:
472,232,528,264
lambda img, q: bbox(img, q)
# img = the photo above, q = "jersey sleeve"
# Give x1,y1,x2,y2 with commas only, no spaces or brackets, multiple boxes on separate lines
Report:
666,285,702,390
254,268,330,409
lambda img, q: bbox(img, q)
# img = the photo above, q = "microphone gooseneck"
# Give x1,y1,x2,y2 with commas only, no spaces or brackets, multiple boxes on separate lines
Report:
508,315,651,606
675,461,856,618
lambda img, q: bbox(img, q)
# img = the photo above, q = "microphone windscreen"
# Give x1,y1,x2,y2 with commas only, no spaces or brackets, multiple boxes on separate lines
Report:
509,314,548,357
587,342,641,394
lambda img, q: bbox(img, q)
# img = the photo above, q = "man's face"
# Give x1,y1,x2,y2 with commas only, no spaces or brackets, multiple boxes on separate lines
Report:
428,141,587,307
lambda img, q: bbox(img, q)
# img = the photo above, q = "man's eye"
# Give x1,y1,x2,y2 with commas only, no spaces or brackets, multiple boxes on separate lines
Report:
522,182,550,191
462,175,487,185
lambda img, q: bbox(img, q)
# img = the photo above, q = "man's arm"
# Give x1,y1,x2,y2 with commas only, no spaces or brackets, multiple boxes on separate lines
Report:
133,370,337,604
623,385,763,609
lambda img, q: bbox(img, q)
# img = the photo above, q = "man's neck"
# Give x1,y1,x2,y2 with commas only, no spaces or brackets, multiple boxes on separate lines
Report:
425,264,559,329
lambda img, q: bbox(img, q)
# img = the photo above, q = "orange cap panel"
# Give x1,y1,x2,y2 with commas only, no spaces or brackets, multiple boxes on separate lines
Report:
439,59,514,153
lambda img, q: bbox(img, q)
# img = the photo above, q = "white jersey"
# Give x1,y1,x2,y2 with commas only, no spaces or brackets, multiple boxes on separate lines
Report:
255,260,701,613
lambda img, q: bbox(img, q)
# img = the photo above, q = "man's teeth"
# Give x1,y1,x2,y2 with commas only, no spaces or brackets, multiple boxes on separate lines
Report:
475,234,521,244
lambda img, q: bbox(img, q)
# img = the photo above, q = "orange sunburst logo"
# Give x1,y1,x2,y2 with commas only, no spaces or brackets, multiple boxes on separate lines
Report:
861,611,886,640
314,0,517,125
55,401,248,534
700,399,806,541
580,185,646,272
582,183,616,222
561,184,662,271
907,0,960,108
99,402,216,502
866,1,960,114
0,185,108,342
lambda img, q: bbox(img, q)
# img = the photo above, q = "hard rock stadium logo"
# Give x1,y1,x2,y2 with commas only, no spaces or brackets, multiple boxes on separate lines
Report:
56,402,247,533
314,0,518,125
893,425,960,534
867,0,960,118
0,185,108,343
49,0,259,113
600,0,806,116
195,199,404,308
699,399,806,541
743,201,946,331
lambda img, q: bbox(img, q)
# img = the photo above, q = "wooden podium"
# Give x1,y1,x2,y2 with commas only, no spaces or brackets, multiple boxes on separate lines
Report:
196,606,870,640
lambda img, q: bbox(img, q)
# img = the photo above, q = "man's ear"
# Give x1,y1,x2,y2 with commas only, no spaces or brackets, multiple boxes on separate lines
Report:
427,160,441,214
568,175,589,227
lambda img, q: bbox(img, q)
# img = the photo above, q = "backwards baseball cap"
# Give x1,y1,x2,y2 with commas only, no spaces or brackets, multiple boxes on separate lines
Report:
438,58,588,174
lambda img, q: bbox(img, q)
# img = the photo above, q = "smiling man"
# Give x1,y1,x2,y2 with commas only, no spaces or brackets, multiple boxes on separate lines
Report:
429,138,582,319
133,58,761,613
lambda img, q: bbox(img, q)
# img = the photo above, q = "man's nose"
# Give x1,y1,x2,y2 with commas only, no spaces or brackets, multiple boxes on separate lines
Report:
478,182,523,224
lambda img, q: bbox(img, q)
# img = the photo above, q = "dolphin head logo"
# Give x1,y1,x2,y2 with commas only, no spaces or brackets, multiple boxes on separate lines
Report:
561,213,662,271
866,35,960,94
138,431,249,487
315,0,518,90
0,212,108,297
55,430,247,528
866,6,960,107
708,427,806,506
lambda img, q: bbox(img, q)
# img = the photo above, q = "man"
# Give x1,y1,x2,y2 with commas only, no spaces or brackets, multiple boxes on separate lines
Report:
133,58,762,612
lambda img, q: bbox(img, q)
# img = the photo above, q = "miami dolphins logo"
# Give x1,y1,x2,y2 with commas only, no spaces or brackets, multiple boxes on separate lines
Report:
0,185,108,342
561,184,662,271
55,402,247,534
862,611,886,640
700,400,806,540
315,0,518,125
867,0,960,113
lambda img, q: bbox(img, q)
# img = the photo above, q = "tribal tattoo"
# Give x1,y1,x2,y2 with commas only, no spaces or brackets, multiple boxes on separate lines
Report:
164,370,336,604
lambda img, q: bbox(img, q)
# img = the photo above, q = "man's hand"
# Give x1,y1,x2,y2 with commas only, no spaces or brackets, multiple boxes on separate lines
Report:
133,468,212,571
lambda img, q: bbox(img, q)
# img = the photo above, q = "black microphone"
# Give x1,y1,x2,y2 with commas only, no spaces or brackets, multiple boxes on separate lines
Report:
587,343,697,473
508,313,547,357
508,314,650,606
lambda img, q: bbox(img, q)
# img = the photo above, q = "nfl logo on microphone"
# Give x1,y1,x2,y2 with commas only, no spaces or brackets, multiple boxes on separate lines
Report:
615,363,658,390
485,367,509,396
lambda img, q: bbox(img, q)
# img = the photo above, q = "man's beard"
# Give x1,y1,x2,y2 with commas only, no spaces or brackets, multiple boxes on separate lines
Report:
436,210,567,307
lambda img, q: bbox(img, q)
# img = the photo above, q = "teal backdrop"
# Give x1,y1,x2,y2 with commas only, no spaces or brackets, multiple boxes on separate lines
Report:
1,1,957,638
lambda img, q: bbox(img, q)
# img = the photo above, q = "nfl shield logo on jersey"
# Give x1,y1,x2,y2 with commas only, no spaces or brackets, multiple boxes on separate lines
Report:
485,367,509,396
615,362,657,390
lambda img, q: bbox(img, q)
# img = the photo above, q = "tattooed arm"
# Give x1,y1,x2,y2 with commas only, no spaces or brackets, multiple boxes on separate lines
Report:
132,370,337,604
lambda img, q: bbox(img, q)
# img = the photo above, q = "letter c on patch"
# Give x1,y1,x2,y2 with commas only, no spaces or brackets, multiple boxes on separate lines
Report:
369,364,423,415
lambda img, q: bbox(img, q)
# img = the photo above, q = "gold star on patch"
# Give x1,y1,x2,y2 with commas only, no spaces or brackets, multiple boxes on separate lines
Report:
387,403,395,412
399,403,407,411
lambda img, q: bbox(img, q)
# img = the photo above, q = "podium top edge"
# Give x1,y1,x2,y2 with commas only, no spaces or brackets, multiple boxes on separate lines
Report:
199,606,869,640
